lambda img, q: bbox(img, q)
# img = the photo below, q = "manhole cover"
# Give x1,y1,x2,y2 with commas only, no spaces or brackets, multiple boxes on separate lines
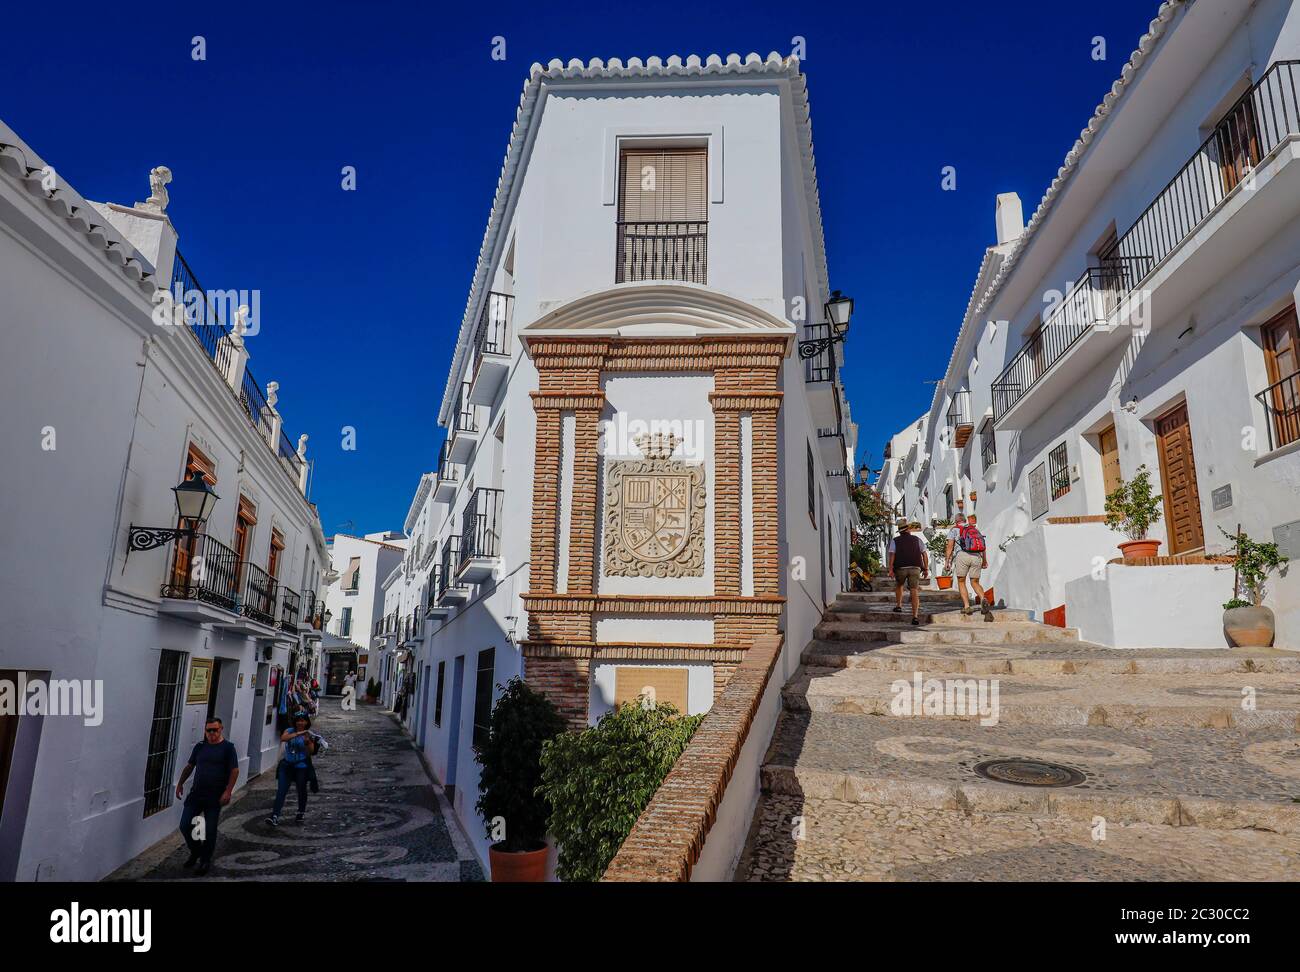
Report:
973,758,1085,787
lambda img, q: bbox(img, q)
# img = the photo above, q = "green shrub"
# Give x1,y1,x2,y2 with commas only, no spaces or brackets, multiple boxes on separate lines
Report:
1221,527,1288,608
474,678,567,852
1104,465,1162,540
538,699,704,881
365,677,377,697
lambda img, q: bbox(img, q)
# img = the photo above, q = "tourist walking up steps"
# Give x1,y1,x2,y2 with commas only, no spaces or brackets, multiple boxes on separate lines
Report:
947,512,994,620
175,717,239,875
887,518,929,625
266,713,317,826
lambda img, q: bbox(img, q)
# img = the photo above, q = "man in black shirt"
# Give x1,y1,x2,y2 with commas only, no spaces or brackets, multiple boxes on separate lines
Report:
886,519,930,625
175,716,239,875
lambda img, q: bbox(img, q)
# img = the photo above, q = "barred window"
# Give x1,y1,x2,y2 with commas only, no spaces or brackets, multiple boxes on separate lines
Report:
1048,441,1070,500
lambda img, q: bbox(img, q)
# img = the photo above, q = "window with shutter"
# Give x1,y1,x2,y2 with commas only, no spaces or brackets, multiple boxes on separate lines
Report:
616,147,707,284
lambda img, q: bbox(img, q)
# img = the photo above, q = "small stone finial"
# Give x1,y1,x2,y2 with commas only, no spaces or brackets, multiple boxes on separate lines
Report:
297,433,309,458
633,432,682,460
138,165,173,213
266,381,279,409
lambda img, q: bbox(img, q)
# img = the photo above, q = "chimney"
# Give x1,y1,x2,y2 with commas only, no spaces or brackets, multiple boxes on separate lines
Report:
995,192,1024,246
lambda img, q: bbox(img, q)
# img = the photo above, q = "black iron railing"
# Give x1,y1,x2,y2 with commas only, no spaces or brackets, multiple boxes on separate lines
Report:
947,391,971,435
474,291,514,357
994,61,1300,422
301,590,317,624
453,382,478,437
802,323,833,383
1256,370,1300,452
1107,61,1300,274
437,440,461,487
278,587,300,632
239,561,278,626
170,250,237,380
1048,441,1071,500
460,488,504,568
992,256,1152,419
161,533,241,609
427,570,441,608
979,420,997,470
615,220,707,284
438,537,463,600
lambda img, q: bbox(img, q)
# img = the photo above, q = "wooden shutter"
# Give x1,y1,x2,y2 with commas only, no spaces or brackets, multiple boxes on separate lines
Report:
618,148,707,223
268,529,284,580
1262,305,1300,448
173,445,217,587
1155,404,1205,554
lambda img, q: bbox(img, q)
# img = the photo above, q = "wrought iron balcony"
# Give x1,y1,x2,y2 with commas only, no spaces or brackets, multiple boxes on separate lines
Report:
994,61,1300,424
448,382,480,464
161,533,240,609
438,536,469,603
801,323,833,384
1256,370,1300,452
239,561,278,627
469,292,516,406
278,587,301,632
459,488,504,582
615,220,707,284
946,391,973,448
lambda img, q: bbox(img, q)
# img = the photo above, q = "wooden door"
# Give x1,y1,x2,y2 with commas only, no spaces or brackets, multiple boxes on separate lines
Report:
1156,403,1205,554
1262,305,1300,449
1098,425,1121,498
1216,96,1261,193
171,445,217,588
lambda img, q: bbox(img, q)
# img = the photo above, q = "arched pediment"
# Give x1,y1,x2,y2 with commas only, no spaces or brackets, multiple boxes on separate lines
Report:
522,282,795,338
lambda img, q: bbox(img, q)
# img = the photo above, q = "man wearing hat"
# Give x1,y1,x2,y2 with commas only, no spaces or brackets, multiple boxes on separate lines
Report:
886,518,929,625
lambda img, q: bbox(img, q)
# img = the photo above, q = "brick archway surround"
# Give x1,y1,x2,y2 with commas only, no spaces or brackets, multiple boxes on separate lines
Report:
521,335,787,726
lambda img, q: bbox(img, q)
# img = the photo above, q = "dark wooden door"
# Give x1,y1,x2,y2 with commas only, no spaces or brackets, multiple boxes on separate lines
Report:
1156,403,1205,554
1099,425,1121,498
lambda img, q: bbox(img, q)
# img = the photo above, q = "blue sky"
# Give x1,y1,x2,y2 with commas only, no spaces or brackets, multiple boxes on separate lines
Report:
3,0,1160,535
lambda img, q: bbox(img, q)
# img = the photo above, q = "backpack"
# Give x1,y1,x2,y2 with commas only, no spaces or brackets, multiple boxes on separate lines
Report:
958,524,986,554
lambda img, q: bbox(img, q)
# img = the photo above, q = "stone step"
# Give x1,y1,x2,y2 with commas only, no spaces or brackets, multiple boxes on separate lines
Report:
758,710,1300,833
740,794,1300,881
781,667,1300,731
813,620,1084,646
827,606,1034,625
802,639,1300,675
835,591,964,604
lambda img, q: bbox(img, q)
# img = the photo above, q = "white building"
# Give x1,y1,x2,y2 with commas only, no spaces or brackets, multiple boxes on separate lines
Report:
0,121,330,880
319,531,406,694
897,0,1300,648
375,52,860,871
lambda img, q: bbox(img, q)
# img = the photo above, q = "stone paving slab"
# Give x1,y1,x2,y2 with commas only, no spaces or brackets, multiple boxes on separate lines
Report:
802,639,1300,675
827,606,1035,625
739,794,1300,881
784,667,1300,730
760,710,1300,830
107,700,484,882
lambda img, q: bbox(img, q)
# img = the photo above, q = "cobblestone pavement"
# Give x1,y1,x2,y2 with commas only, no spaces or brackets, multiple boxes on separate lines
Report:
108,700,484,882
740,585,1300,882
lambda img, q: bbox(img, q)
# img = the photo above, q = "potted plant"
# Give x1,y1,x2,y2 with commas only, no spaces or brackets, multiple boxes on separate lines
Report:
927,533,953,589
1221,528,1288,647
364,677,380,703
475,678,567,882
539,698,703,881
1104,465,1163,560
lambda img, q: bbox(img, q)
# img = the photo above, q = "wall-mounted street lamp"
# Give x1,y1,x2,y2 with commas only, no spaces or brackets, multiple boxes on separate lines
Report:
797,290,854,361
126,470,220,560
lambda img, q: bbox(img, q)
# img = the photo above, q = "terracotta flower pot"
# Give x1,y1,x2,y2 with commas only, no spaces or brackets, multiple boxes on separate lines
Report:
489,844,548,882
1117,538,1161,561
936,576,954,590
1223,605,1275,648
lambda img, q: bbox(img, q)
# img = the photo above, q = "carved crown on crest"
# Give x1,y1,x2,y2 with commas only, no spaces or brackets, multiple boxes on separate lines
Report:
633,432,682,460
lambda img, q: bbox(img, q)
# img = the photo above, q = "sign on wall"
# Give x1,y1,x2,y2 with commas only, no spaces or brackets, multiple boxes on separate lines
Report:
614,666,689,713
186,657,213,705
1028,463,1049,520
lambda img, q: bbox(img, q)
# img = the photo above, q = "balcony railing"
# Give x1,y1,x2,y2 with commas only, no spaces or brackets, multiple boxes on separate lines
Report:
474,292,515,357
438,536,464,599
1256,370,1300,452
454,382,478,437
992,256,1152,420
301,590,317,623
161,533,240,609
278,587,301,632
239,561,278,627
979,420,997,470
615,220,707,284
1107,61,1300,274
460,488,504,567
994,61,1300,422
169,250,306,490
946,391,973,447
802,323,833,383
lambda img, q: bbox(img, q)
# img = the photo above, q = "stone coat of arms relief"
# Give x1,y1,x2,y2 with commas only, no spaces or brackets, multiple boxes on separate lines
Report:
603,432,706,578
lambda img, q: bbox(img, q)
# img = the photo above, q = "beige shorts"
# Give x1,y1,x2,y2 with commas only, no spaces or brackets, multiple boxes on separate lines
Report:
893,566,922,590
953,551,983,580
